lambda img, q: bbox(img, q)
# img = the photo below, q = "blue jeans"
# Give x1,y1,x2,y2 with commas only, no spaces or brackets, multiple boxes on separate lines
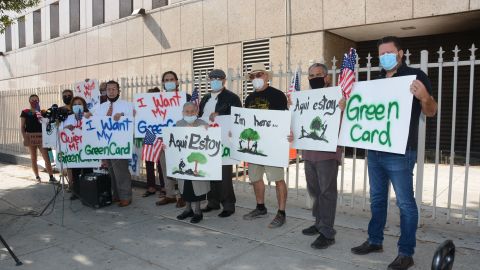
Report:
367,149,418,257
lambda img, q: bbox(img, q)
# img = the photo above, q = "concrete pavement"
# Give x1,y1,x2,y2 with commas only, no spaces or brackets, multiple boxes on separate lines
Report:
1,163,479,270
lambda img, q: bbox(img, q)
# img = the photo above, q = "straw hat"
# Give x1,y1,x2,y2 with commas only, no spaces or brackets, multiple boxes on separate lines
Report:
244,62,272,81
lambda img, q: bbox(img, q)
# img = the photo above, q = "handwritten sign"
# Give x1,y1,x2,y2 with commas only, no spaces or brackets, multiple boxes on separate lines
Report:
57,120,100,168
129,139,143,176
42,121,58,149
134,92,187,138
164,127,222,181
209,116,240,166
81,116,134,159
338,76,415,154
74,79,101,110
291,87,342,152
230,107,291,167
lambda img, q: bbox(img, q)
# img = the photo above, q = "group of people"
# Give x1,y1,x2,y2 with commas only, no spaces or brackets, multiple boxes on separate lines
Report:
20,36,437,270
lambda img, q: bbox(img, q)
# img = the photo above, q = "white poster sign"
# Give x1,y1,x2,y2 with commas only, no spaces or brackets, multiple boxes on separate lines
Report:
42,121,58,149
338,76,415,154
230,107,291,167
57,120,101,168
128,139,143,176
74,79,101,111
210,116,240,165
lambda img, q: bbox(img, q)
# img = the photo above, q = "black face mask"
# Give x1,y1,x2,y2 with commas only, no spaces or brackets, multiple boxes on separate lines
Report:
309,77,326,89
107,95,120,103
100,95,108,104
63,96,72,105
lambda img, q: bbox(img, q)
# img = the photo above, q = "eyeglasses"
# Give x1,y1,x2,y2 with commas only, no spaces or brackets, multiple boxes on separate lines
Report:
249,72,265,80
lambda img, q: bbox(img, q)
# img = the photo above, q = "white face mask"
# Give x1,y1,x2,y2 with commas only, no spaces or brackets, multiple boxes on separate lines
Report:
252,78,265,90
184,115,197,124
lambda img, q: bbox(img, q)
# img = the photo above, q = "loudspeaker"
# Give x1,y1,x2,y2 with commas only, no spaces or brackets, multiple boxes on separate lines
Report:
79,172,112,208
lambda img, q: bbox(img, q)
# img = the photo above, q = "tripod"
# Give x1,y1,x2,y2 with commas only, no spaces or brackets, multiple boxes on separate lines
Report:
0,234,22,266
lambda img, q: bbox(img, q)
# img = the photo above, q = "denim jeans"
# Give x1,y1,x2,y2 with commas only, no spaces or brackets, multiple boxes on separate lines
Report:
367,149,418,257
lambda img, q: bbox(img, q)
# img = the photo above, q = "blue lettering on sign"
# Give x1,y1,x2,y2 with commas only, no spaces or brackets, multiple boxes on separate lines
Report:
85,120,95,131
96,130,113,144
129,153,138,173
137,119,175,135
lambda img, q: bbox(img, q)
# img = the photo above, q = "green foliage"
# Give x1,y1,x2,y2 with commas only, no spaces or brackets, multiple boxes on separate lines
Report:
187,152,207,164
0,0,40,34
239,128,260,142
310,116,323,132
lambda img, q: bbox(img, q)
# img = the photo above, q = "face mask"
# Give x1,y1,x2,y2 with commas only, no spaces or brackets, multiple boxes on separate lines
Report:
252,78,265,90
72,105,84,115
164,82,177,91
30,100,39,110
184,115,197,124
210,80,223,92
379,53,398,71
309,77,326,89
63,96,72,105
107,95,120,103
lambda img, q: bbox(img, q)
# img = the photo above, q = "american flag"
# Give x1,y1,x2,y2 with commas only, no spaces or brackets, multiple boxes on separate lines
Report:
142,129,164,162
191,87,200,107
339,48,357,99
287,68,301,97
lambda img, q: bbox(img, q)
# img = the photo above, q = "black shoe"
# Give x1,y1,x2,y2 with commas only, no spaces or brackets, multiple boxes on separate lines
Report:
351,241,383,255
311,234,335,249
70,194,78,200
190,213,203,223
387,255,414,270
302,225,319,236
49,176,57,183
218,210,234,218
201,205,220,213
177,210,194,220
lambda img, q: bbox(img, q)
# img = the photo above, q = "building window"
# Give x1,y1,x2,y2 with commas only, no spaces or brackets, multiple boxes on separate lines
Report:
18,17,26,48
92,0,105,26
70,0,80,33
152,0,168,9
33,10,42,44
192,47,215,95
50,2,59,38
5,26,12,52
242,39,270,98
119,0,133,19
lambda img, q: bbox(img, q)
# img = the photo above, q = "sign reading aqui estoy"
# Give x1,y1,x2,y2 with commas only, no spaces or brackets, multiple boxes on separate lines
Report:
57,120,101,168
164,127,222,181
134,92,187,138
338,75,415,154
230,107,291,167
209,116,240,165
81,116,134,159
290,86,343,152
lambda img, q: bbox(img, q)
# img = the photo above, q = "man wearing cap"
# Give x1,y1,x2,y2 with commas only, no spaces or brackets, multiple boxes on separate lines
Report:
242,62,289,228
199,69,242,218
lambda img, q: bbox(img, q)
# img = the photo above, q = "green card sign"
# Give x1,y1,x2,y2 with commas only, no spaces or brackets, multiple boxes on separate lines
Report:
338,75,415,154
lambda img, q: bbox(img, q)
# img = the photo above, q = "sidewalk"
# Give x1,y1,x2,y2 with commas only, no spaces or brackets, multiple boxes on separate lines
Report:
1,163,479,270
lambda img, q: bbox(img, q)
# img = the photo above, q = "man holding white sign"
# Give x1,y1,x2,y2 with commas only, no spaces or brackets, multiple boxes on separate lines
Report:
84,80,134,207
350,36,437,270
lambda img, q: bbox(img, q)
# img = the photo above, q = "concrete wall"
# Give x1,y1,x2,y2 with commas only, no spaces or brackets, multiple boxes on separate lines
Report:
0,0,478,90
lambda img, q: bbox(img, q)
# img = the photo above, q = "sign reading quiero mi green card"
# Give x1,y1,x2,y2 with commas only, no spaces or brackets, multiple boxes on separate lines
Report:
81,116,134,159
164,127,222,181
58,122,101,168
338,75,415,154
230,107,291,167
291,86,343,152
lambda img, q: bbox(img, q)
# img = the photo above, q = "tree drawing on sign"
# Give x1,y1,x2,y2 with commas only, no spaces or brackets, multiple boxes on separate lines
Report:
173,152,207,177
237,128,267,156
298,116,329,142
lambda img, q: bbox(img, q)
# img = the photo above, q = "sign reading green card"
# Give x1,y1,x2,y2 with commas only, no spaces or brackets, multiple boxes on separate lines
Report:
338,76,415,154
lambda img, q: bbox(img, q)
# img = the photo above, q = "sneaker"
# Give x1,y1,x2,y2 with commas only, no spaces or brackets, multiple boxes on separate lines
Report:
302,225,319,236
387,255,414,270
177,210,194,220
190,213,203,223
351,241,383,255
49,176,57,183
243,208,268,220
35,176,41,183
268,213,286,228
311,233,335,249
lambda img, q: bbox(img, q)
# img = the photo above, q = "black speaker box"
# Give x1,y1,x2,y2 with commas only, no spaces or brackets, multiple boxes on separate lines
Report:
79,172,112,208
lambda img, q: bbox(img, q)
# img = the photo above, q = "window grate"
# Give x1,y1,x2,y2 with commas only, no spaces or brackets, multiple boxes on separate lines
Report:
192,47,215,96
242,39,270,100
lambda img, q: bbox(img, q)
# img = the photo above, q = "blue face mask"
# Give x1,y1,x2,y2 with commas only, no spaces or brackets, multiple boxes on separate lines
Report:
184,115,197,124
72,105,84,115
210,80,223,92
379,53,398,71
164,82,177,91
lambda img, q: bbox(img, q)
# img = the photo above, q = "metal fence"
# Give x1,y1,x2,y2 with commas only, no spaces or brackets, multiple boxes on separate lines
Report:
0,44,478,226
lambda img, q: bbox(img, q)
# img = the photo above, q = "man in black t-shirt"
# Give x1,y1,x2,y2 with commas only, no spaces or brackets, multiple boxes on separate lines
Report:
351,36,437,270
242,63,289,229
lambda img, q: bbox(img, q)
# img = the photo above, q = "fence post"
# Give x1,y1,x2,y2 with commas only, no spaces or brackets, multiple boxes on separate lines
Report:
416,50,428,227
